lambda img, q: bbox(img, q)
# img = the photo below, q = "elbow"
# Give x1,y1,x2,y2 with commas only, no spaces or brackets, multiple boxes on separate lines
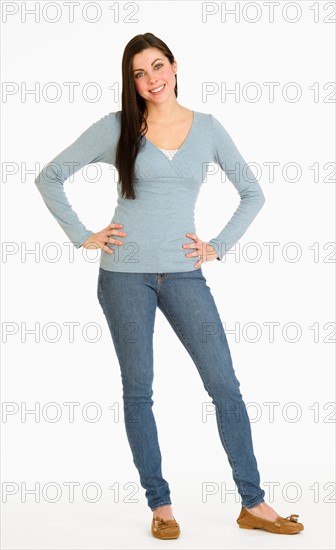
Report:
34,165,51,191
253,184,266,211
34,170,43,189
259,189,266,209
241,183,266,211
34,163,50,189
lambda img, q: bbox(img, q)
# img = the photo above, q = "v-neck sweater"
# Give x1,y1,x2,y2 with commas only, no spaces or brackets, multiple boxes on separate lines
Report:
34,110,265,273
158,147,178,160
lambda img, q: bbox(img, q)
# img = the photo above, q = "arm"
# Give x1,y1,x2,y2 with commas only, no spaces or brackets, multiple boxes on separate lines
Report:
208,114,266,261
34,112,116,248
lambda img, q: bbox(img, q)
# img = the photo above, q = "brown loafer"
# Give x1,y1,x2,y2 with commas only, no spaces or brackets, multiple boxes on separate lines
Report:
237,506,304,534
151,515,181,539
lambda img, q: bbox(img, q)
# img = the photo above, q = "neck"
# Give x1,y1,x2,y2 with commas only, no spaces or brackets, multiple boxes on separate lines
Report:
144,98,184,123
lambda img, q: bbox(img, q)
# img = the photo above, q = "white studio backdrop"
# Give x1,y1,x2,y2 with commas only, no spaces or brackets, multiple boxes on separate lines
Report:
1,1,335,549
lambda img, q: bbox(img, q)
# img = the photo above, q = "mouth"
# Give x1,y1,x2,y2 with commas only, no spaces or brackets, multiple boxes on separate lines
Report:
149,84,165,94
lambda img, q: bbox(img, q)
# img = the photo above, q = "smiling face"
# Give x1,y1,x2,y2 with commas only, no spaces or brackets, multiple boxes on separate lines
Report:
132,47,177,106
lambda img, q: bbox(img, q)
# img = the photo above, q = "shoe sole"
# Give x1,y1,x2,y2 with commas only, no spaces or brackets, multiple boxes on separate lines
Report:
151,529,180,539
238,524,302,534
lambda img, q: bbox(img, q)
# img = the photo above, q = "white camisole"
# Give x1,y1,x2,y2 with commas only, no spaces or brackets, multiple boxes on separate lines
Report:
158,148,178,160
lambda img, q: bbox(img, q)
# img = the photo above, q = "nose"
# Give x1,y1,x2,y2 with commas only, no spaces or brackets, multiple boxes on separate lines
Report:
147,72,158,85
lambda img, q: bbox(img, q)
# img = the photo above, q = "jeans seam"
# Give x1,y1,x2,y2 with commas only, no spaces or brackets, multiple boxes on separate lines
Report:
157,294,242,487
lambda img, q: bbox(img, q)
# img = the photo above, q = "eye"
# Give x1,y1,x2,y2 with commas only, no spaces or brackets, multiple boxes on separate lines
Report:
134,63,164,79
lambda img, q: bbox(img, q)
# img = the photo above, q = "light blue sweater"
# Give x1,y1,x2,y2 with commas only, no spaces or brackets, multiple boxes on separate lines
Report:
34,110,265,272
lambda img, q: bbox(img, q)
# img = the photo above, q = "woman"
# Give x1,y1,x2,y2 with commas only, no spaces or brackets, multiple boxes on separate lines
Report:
35,32,304,539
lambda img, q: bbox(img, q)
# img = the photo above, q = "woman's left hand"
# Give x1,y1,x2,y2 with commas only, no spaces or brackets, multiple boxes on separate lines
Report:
182,233,219,268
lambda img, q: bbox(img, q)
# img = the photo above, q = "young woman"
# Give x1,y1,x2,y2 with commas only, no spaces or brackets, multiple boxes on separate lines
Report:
35,32,304,539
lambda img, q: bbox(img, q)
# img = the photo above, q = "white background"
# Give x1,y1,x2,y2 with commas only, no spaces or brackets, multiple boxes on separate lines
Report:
1,1,335,548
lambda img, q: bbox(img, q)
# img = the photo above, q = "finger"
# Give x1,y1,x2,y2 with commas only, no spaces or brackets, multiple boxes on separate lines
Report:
101,244,114,254
109,223,123,229
185,248,199,258
108,238,123,245
105,230,126,239
186,232,197,241
84,240,100,249
108,231,126,238
196,248,206,266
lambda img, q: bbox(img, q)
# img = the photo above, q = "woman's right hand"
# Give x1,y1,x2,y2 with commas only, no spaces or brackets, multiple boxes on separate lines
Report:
82,223,126,254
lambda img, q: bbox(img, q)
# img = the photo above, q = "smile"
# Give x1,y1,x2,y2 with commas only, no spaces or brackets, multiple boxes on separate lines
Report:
150,84,165,94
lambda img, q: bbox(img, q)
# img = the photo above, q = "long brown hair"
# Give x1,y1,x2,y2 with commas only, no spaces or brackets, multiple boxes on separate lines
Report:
115,32,178,200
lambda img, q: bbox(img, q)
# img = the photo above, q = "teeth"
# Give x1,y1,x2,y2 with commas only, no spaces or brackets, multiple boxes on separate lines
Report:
150,84,164,93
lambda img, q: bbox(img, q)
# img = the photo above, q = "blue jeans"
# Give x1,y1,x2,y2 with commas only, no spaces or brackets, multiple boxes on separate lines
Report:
97,266,265,511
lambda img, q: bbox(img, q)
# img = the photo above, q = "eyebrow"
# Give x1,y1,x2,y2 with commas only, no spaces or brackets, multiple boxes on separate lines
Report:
133,58,164,72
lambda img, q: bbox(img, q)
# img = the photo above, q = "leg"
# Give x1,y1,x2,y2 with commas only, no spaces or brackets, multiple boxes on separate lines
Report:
97,268,172,512
156,267,265,509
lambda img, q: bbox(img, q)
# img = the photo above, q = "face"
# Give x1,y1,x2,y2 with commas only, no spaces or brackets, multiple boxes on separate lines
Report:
132,47,177,105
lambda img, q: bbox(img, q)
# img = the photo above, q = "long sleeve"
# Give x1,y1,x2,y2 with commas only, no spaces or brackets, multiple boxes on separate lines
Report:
34,112,116,248
208,114,266,261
